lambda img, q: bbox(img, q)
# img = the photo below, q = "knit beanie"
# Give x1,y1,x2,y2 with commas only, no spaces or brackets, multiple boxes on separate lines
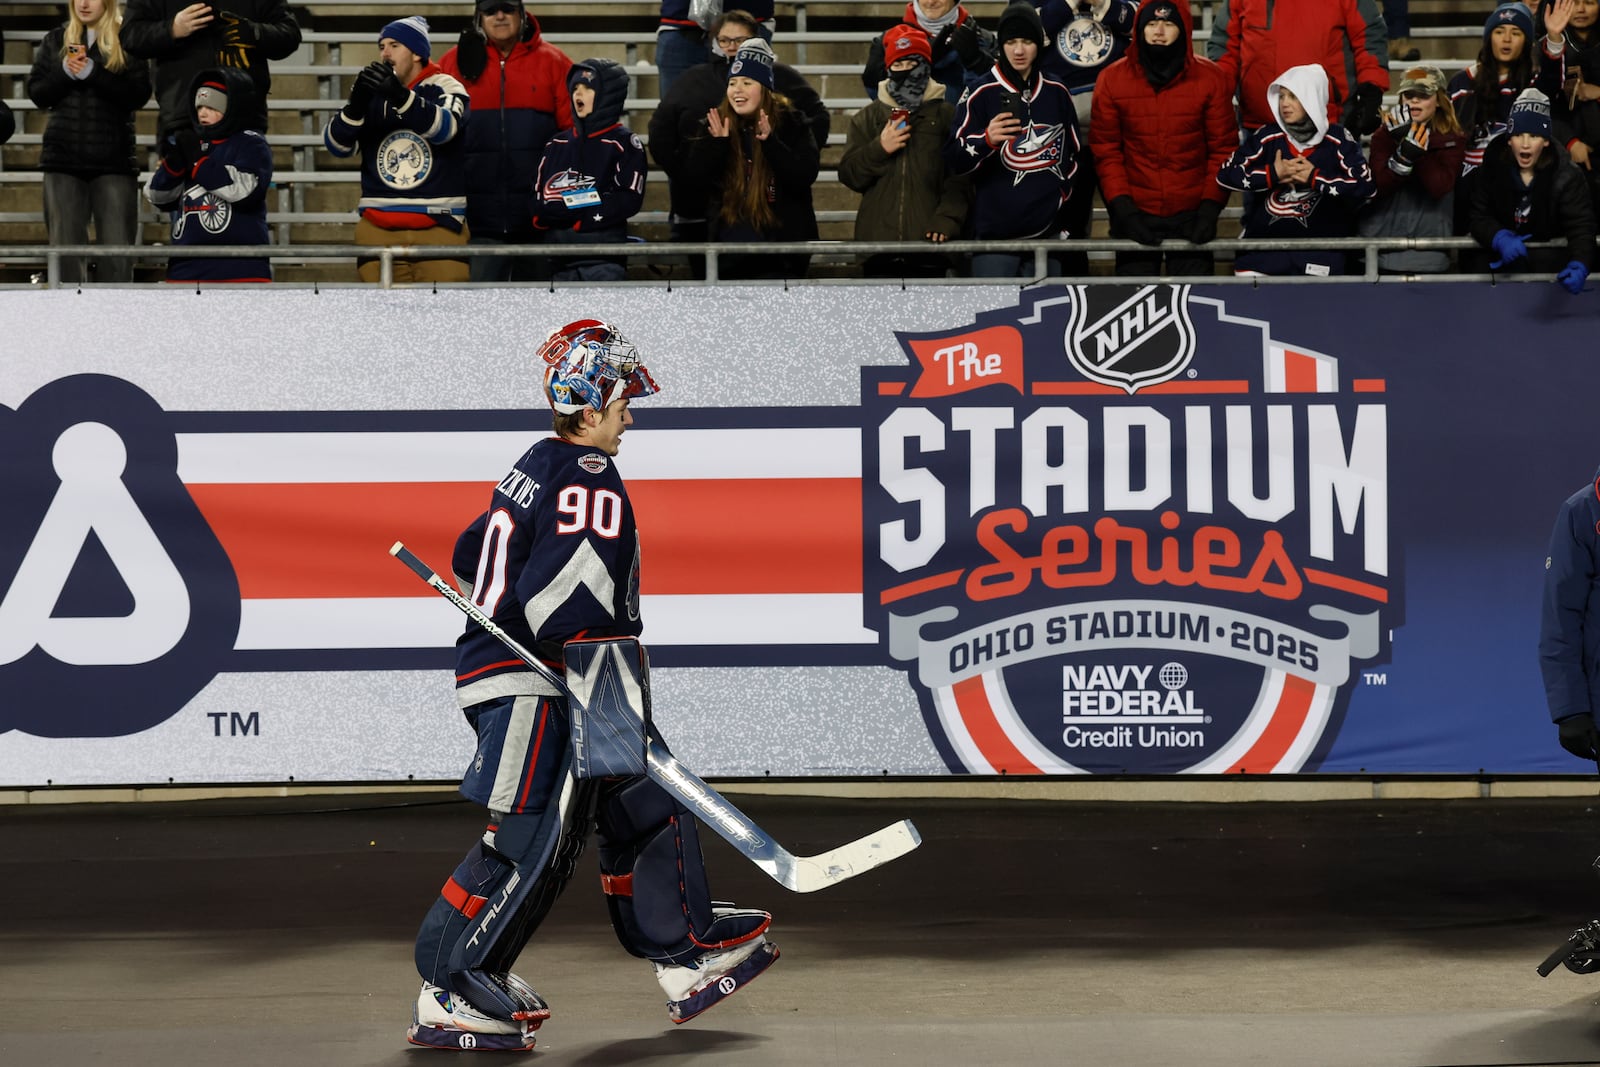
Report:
194,79,228,117
1508,86,1551,138
995,1,1045,47
1483,3,1534,44
883,23,934,66
380,15,432,62
728,37,776,89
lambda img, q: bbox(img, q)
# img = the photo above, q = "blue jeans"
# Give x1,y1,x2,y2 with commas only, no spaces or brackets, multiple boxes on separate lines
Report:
971,251,1066,279
42,171,138,283
467,232,545,283
655,27,710,99
1384,0,1409,38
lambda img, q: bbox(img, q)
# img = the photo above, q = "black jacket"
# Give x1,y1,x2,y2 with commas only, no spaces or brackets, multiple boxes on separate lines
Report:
28,26,153,176
1469,135,1597,270
648,53,828,219
679,103,820,243
122,0,300,136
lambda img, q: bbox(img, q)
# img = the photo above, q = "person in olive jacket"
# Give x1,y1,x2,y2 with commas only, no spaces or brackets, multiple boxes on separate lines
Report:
28,0,153,283
122,0,299,138
839,23,970,277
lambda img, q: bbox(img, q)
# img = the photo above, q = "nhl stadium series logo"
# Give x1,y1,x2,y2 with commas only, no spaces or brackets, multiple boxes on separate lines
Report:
860,286,1396,774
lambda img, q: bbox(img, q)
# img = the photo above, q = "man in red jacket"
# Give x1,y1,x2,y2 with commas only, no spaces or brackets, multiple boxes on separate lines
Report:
1091,0,1235,276
1206,0,1389,135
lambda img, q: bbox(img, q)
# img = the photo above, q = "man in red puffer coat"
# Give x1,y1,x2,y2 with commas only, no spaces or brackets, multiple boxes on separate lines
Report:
1091,0,1235,275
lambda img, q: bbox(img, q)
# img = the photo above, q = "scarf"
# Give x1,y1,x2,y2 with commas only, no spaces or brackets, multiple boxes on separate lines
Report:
1141,39,1185,89
886,58,932,109
910,0,961,35
1283,115,1318,143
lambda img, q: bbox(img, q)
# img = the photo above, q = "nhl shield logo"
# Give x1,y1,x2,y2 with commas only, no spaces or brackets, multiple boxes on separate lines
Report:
1063,284,1196,394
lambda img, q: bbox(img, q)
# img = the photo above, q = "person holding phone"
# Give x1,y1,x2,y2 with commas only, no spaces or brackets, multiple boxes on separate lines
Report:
840,22,971,276
27,0,152,283
946,1,1081,278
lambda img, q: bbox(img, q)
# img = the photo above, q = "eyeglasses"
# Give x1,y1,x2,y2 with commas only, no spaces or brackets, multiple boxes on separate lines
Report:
480,3,519,15
716,34,753,48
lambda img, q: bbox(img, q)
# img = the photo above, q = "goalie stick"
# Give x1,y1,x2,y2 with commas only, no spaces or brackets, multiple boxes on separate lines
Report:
389,541,922,893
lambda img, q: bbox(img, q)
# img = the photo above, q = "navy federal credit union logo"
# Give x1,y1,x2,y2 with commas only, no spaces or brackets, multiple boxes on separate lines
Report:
861,286,1395,774
0,375,240,738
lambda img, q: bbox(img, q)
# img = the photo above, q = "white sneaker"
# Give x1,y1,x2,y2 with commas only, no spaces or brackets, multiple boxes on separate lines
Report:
654,937,780,1023
407,982,537,1052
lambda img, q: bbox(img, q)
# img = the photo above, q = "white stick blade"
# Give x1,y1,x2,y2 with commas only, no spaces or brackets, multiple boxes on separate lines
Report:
784,819,922,894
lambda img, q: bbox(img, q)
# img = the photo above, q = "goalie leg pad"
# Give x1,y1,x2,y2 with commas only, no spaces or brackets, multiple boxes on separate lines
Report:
595,775,770,965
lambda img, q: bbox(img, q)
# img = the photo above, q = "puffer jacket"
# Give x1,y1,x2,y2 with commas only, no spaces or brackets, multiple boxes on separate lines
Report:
1090,0,1234,216
1205,0,1389,130
28,25,152,176
680,99,819,242
1468,135,1597,270
838,78,970,240
438,11,573,240
121,0,299,136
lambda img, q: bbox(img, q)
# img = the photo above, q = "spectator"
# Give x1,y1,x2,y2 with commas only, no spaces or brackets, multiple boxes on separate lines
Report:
839,23,972,277
1206,0,1389,136
656,0,773,98
1358,66,1468,273
144,67,272,282
1540,0,1600,206
1217,63,1375,276
438,0,571,282
1467,88,1594,291
680,38,820,279
1090,0,1234,277
650,12,828,274
324,16,472,284
861,0,998,104
27,0,152,284
1539,462,1600,768
1384,0,1421,62
1450,4,1564,174
1036,0,1139,275
946,2,1082,278
122,0,300,140
531,59,647,281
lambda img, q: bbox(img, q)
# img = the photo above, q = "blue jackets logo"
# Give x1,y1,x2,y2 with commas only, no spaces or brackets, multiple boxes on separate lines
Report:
0,376,240,738
861,286,1395,774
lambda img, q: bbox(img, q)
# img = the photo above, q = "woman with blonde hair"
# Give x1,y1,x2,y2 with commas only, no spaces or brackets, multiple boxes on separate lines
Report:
27,0,151,283
1359,65,1469,272
681,38,820,279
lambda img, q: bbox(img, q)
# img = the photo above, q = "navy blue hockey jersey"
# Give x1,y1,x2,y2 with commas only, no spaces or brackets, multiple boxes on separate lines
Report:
452,436,643,708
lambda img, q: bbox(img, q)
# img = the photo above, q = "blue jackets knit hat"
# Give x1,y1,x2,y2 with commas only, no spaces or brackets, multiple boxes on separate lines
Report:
1484,3,1534,44
728,38,776,88
381,15,432,61
1509,87,1552,139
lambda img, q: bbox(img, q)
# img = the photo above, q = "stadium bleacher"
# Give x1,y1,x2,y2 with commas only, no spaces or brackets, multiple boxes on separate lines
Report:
0,0,1509,282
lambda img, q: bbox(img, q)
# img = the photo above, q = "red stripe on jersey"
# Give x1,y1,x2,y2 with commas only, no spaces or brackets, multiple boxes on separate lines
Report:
188,478,862,598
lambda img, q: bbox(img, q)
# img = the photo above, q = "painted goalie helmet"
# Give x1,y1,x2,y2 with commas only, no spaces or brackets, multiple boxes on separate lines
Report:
538,319,660,414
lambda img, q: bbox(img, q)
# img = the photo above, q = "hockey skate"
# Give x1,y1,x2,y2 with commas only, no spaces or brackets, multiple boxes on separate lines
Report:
655,918,780,1024
406,976,548,1052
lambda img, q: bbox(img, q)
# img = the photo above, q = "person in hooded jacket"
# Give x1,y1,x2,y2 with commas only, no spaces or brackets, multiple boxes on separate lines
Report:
1540,464,1600,770
1090,0,1233,276
839,23,971,277
1466,87,1595,289
530,58,647,282
946,1,1082,278
860,0,999,104
680,38,820,280
145,66,272,282
438,0,572,282
121,0,298,140
650,9,828,276
28,0,153,284
1216,62,1375,276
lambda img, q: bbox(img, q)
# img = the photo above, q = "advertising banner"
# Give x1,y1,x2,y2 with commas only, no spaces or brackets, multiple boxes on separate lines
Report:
0,283,1589,784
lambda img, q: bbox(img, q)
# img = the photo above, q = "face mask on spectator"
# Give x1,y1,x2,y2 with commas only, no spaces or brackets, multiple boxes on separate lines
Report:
886,57,932,109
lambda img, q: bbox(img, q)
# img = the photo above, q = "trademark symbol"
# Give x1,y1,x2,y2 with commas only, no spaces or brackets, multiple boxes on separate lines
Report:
1362,672,1387,686
207,711,260,736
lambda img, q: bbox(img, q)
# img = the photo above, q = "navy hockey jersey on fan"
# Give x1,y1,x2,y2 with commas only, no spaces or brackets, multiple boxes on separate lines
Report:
451,436,642,707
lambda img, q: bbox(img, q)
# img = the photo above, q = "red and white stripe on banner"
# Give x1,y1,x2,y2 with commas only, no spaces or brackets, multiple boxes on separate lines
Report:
930,341,1377,774
173,427,875,651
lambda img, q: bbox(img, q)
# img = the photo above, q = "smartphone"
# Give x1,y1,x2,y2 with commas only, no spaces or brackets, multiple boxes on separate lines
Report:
889,107,910,128
997,92,1027,123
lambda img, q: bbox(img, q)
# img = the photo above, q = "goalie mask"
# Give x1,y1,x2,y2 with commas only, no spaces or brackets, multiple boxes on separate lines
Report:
538,319,660,414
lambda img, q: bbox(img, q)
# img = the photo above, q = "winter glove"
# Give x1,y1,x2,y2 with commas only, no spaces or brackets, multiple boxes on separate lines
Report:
1558,260,1590,294
949,20,990,75
1343,81,1383,137
930,24,955,64
161,128,201,173
1559,713,1600,761
1187,199,1222,245
345,69,376,115
219,11,259,47
357,60,410,109
1109,196,1161,247
1388,121,1429,175
1489,228,1528,269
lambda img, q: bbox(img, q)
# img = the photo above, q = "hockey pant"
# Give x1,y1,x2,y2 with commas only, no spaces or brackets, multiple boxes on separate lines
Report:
414,696,765,1020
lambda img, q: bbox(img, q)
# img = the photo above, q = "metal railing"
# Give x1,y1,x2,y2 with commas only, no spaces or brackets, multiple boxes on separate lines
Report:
0,235,1569,289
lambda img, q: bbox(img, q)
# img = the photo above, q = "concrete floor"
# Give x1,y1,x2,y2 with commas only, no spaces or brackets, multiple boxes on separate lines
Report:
6,792,1600,1066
